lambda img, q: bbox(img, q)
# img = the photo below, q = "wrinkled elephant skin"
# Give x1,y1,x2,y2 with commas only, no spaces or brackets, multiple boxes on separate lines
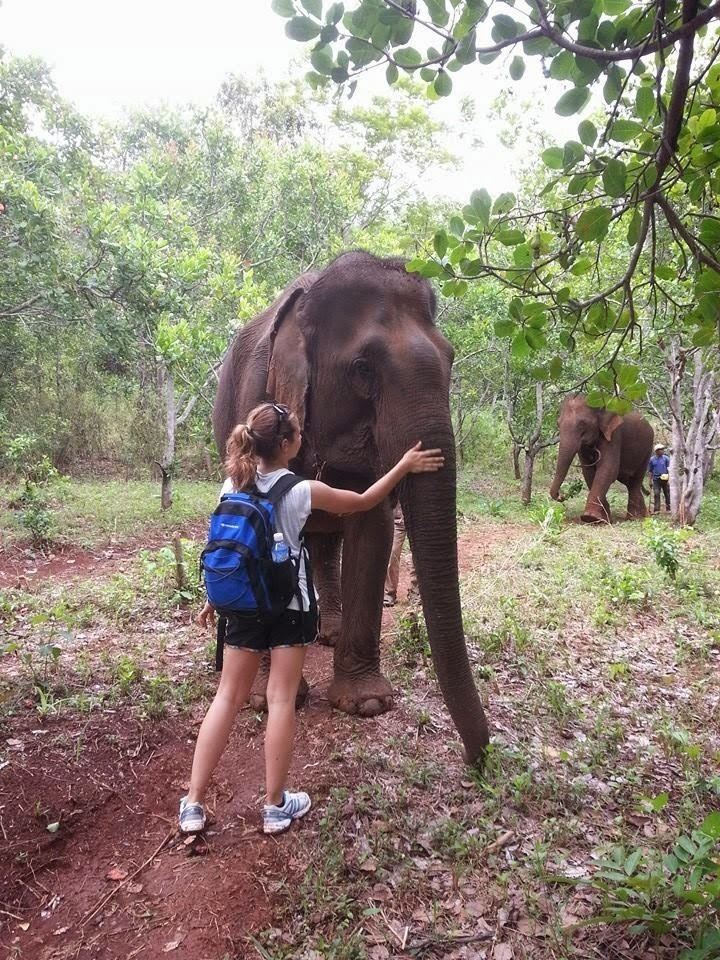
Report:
213,251,489,764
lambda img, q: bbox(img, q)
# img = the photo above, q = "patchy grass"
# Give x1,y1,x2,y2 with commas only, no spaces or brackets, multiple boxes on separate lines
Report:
0,478,217,548
2,473,720,958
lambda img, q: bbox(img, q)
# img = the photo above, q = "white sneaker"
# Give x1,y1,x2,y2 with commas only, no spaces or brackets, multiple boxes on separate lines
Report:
262,790,311,835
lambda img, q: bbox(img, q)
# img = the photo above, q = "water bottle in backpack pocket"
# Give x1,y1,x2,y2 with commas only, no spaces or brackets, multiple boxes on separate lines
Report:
200,475,303,621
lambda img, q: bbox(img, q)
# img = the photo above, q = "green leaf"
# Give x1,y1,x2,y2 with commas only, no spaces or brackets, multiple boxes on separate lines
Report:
301,0,322,17
435,70,453,96
433,230,448,259
609,119,644,142
509,297,524,320
636,85,654,120
386,62,399,84
603,0,629,12
555,86,591,116
541,147,564,170
493,192,516,215
627,209,641,245
494,318,517,337
624,850,642,875
406,258,426,274
491,14,520,40
449,216,465,237
570,257,593,276
525,327,547,350
326,2,344,24
603,158,627,198
509,56,525,81
578,119,597,146
655,265,675,280
470,188,491,227
311,45,335,75
699,217,720,247
563,140,585,168
272,0,296,17
513,244,532,268
576,206,612,242
394,47,423,68
511,331,531,359
550,51,575,81
496,229,525,246
692,324,716,347
616,364,639,389
700,811,720,839
285,15,321,39
549,356,563,379
607,397,632,414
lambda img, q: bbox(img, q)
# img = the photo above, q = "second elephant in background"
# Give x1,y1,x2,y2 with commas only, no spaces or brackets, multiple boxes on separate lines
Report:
549,395,654,523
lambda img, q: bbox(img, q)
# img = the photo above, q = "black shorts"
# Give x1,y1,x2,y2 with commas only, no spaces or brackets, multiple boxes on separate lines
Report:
223,608,318,654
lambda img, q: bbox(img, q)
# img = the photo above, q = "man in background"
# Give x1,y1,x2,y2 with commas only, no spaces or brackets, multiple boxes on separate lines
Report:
384,505,418,607
648,443,671,514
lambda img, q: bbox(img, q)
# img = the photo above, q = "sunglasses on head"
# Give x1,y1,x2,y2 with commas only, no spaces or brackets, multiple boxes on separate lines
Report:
270,402,291,434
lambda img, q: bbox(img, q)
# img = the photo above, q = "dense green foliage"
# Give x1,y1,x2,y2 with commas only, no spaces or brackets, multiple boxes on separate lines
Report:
0,53,449,485
277,0,720,411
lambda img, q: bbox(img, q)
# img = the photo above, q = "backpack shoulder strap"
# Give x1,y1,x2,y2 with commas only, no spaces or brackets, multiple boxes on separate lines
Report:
262,473,305,506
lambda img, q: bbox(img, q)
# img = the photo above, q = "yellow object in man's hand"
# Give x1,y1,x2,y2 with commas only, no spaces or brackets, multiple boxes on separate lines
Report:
660,473,669,481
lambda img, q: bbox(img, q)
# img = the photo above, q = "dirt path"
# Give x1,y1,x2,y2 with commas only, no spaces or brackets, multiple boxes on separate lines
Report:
0,522,207,591
0,520,529,959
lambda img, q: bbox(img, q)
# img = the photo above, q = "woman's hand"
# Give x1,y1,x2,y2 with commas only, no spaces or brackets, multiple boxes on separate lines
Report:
400,441,444,474
197,600,216,629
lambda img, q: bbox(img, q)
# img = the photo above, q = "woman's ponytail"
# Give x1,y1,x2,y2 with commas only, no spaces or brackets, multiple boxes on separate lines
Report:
225,423,257,491
224,402,300,490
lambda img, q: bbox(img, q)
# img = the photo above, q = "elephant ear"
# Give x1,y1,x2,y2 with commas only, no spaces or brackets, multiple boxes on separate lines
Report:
266,286,311,431
600,410,623,443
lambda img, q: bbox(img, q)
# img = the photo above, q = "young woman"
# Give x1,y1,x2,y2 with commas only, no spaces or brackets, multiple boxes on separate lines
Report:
180,401,443,835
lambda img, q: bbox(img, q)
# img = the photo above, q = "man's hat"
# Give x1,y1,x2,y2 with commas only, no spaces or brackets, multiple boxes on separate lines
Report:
654,443,665,451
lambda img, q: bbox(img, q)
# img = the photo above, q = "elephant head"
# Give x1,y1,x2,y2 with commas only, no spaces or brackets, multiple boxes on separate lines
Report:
218,251,489,763
550,394,623,501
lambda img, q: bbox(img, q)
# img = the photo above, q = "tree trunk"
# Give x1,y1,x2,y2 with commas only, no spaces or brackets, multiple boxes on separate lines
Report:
667,340,719,525
160,364,176,511
521,450,535,504
512,443,522,480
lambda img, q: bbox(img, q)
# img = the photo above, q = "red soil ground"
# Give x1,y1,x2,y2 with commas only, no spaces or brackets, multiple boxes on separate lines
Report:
0,523,521,959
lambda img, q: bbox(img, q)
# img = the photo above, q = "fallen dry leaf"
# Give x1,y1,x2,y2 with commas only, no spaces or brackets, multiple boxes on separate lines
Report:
162,937,184,952
359,857,378,873
127,882,143,894
19,922,30,932
53,926,70,936
106,867,128,882
493,944,513,960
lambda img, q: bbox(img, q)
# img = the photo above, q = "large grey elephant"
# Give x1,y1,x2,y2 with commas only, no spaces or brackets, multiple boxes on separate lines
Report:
549,394,654,522
213,251,489,764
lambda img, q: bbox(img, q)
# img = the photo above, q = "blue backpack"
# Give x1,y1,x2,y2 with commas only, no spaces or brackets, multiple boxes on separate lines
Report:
200,474,308,620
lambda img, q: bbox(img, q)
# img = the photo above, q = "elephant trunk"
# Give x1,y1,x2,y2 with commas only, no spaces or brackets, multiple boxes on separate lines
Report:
550,439,576,501
384,423,490,765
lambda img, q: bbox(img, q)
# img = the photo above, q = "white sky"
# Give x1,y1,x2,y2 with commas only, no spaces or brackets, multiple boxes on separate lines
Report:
0,0,577,200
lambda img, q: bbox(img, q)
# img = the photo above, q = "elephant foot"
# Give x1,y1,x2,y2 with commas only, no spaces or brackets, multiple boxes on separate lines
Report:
249,669,309,712
581,510,609,524
327,671,394,718
318,613,341,647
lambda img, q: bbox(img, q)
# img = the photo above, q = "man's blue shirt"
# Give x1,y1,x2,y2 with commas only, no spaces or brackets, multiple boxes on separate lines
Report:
648,454,670,478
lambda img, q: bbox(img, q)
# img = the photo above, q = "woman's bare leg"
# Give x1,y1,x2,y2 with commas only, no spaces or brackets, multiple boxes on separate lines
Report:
187,647,261,804
265,646,307,806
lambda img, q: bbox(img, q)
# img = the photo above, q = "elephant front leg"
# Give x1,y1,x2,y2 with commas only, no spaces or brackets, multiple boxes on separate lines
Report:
582,485,612,523
328,501,394,718
306,532,343,646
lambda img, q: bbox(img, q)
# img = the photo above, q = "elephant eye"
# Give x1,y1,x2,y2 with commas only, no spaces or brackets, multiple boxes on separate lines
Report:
351,358,372,379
